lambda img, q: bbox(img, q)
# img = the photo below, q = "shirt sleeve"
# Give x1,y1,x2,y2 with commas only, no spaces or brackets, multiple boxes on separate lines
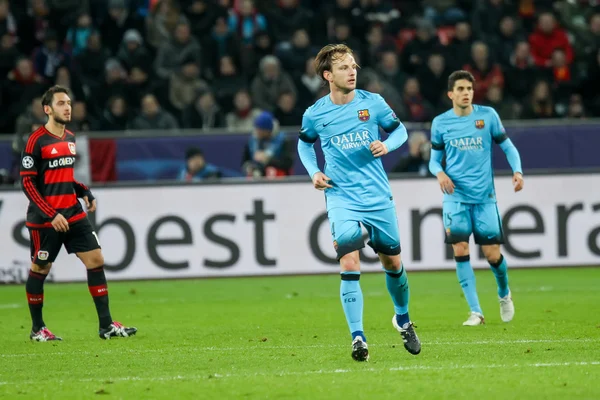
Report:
428,117,445,176
20,137,58,219
298,110,318,144
490,108,508,144
297,110,320,178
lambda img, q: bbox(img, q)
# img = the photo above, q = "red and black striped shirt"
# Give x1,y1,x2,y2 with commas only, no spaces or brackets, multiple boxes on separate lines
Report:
20,126,93,228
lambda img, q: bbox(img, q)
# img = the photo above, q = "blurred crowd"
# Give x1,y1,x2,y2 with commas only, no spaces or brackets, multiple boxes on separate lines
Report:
0,0,599,141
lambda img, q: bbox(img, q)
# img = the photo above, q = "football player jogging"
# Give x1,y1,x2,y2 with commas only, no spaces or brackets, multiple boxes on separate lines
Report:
20,85,137,341
297,44,421,362
429,71,523,326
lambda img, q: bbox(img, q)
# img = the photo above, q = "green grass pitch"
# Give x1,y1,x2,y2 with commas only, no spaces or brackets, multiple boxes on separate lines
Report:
1,267,600,399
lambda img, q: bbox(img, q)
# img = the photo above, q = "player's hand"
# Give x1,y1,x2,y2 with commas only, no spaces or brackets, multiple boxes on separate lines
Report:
437,172,455,194
51,213,69,232
513,172,524,192
312,172,333,191
84,196,97,212
370,141,388,158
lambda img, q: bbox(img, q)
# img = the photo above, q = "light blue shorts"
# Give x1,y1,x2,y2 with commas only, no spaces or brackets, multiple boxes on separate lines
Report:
328,207,401,260
442,202,504,245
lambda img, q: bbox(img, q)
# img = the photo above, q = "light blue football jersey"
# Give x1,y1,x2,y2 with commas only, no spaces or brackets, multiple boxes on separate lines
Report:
299,90,404,211
430,105,508,204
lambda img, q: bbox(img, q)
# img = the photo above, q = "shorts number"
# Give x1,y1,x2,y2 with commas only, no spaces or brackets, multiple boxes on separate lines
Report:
92,231,101,246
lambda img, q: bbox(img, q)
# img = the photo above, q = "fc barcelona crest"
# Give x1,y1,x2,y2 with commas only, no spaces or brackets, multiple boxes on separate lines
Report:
475,120,485,129
68,142,76,154
358,109,370,122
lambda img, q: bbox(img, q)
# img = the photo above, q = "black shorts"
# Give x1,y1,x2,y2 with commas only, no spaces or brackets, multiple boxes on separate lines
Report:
28,218,101,265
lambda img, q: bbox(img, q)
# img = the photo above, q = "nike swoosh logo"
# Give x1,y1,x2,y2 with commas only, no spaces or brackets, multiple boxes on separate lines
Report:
323,122,333,127
342,291,357,296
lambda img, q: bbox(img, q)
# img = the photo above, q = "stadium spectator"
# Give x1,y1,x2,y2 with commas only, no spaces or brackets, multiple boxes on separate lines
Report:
97,95,129,131
401,77,434,123
377,51,408,96
32,30,70,81
446,21,473,71
73,31,108,93
100,0,141,55
250,55,297,112
0,33,21,78
490,15,525,68
168,57,209,113
211,55,246,114
391,131,431,176
178,147,222,181
15,97,46,136
504,40,537,100
225,89,262,131
65,12,93,57
471,0,517,43
242,111,294,178
200,15,241,79
273,91,302,127
528,12,574,67
276,28,317,77
417,52,450,112
130,93,179,130
520,80,557,119
154,20,202,80
293,56,322,110
463,41,504,103
228,0,267,46
267,0,313,43
182,91,226,129
483,85,518,120
116,29,152,72
423,0,467,26
401,18,442,75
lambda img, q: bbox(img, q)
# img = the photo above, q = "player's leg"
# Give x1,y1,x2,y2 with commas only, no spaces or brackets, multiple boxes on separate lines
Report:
475,204,514,322
443,202,484,325
26,228,63,341
329,208,368,361
64,219,137,339
364,207,420,355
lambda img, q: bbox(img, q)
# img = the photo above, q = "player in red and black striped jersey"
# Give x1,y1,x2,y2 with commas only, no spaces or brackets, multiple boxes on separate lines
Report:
20,85,137,342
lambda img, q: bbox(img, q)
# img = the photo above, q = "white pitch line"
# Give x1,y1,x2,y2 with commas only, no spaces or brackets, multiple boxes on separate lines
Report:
0,303,21,309
1,338,599,358
0,361,599,386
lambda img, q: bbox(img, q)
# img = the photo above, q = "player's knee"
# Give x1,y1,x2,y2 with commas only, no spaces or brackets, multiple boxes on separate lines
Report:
452,242,470,257
339,252,360,272
79,250,105,269
380,254,401,271
482,245,501,264
31,263,52,273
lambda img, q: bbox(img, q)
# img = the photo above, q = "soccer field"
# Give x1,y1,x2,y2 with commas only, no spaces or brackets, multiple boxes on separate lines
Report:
1,267,599,400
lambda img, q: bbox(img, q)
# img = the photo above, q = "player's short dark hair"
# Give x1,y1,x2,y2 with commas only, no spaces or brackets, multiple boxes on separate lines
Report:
41,85,70,107
447,70,475,91
314,43,359,82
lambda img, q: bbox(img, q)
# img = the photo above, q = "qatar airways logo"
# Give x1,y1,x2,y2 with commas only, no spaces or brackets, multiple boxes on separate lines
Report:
448,137,483,151
48,157,76,168
331,130,371,150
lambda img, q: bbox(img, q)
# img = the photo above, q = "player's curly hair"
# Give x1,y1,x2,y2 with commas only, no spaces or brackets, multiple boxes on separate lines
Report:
41,85,70,107
447,70,476,91
314,44,358,82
